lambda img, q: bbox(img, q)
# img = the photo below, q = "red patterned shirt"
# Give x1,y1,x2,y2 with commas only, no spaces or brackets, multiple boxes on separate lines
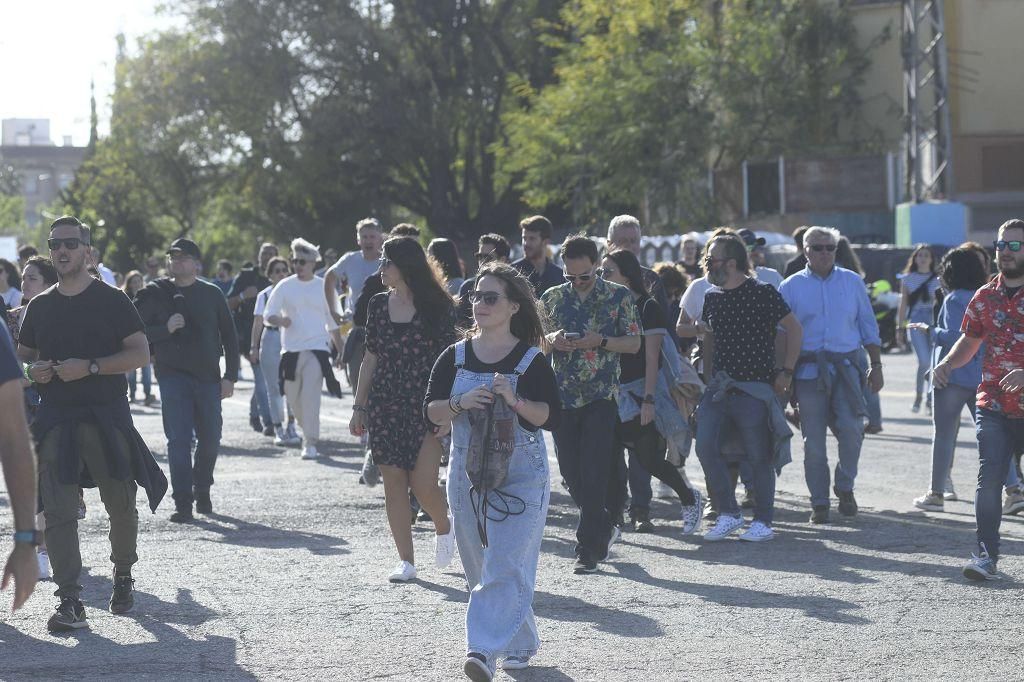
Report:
962,275,1024,418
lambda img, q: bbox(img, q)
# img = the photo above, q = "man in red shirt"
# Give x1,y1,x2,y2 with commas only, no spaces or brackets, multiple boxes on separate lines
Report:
934,218,1024,581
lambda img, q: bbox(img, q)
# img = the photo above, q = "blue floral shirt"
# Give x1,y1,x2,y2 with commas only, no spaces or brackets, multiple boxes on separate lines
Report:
541,278,640,409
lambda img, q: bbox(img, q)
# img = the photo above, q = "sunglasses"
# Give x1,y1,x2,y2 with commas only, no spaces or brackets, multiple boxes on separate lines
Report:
47,237,86,251
290,258,310,266
809,244,837,253
564,271,596,283
994,240,1023,252
468,291,505,306
378,257,393,268
475,252,496,263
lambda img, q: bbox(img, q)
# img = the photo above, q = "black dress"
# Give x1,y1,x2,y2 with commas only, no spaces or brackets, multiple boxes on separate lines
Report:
366,292,457,470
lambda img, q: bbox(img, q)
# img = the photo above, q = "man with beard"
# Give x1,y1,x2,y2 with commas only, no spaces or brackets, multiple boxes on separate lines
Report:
228,242,277,434
512,215,563,297
137,238,238,522
695,234,801,542
779,226,883,525
933,219,1024,581
19,216,166,631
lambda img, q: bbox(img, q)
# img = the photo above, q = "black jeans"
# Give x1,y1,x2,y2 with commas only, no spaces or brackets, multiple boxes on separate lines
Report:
553,398,618,562
610,417,696,516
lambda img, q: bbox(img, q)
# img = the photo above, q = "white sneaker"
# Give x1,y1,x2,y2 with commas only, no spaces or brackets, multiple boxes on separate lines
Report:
501,655,530,670
681,489,703,535
388,560,417,583
37,550,51,580
738,520,775,542
703,514,744,541
435,516,456,569
943,474,957,501
301,445,319,460
605,525,620,560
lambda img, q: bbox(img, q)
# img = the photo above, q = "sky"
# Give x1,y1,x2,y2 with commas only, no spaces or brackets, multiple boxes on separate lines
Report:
0,0,180,146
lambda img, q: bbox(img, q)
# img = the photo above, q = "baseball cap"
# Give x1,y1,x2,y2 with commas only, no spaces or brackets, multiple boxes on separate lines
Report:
737,229,766,248
167,238,202,260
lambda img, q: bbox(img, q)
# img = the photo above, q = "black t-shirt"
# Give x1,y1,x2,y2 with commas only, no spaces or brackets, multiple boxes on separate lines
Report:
0,323,22,386
424,340,561,432
20,280,145,407
353,273,386,327
702,278,790,383
619,296,667,385
228,268,271,353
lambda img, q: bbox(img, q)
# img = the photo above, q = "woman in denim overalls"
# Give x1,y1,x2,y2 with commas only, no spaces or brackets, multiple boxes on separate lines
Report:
426,264,559,681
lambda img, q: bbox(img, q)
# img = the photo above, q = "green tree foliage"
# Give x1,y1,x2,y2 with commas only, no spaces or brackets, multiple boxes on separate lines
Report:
0,164,26,232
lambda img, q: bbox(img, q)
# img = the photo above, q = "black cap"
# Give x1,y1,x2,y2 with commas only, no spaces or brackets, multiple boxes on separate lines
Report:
737,229,766,248
167,238,201,260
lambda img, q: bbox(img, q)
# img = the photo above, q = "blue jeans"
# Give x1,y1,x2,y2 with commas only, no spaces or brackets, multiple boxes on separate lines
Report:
158,368,223,505
248,357,272,427
930,384,976,493
694,390,776,525
127,364,152,398
975,409,1024,560
553,399,618,561
908,308,933,399
795,378,864,507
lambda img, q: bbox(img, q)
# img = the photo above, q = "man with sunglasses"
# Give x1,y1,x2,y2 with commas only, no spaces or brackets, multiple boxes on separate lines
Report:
779,226,883,525
541,234,640,574
136,237,239,523
264,238,344,461
19,216,167,631
933,219,1024,581
456,233,512,328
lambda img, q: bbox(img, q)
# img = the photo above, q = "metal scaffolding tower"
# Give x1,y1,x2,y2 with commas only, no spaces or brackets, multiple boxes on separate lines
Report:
902,0,954,203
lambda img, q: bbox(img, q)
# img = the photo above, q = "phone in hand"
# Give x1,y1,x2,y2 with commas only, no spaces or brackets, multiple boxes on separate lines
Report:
563,332,582,340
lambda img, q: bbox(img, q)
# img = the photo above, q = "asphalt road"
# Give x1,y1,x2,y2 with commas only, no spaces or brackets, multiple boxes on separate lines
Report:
0,351,1020,680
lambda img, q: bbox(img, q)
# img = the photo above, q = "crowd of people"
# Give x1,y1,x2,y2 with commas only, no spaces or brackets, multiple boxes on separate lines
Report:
1,213,1023,682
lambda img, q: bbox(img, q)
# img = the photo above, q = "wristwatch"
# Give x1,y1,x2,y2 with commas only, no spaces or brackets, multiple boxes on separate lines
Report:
89,359,100,376
13,530,42,546
600,336,609,349
642,394,655,405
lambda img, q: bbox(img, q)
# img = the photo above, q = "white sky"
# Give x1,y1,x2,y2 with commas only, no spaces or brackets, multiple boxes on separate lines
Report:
0,0,180,146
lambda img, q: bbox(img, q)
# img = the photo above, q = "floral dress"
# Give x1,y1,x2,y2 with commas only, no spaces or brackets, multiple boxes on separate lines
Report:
366,292,457,470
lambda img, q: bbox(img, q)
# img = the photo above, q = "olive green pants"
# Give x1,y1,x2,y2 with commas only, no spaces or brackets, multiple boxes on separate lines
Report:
38,422,139,598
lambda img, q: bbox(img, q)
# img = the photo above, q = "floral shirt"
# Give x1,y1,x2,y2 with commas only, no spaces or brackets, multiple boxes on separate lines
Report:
541,278,639,409
961,275,1024,418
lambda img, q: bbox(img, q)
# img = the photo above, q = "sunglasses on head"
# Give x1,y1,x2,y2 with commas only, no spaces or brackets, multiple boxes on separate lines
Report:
809,244,837,253
47,237,86,251
290,258,310,266
468,291,504,306
564,271,595,283
995,240,1023,252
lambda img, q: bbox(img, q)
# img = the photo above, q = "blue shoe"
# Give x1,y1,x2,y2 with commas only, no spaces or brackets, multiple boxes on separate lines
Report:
963,544,999,581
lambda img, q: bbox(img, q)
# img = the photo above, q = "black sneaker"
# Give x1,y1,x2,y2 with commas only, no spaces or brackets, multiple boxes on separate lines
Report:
170,503,193,523
834,487,858,517
464,652,493,682
810,505,830,524
573,556,598,574
740,488,756,509
262,425,275,437
249,414,263,432
195,491,213,515
110,573,135,614
632,509,654,533
47,597,88,632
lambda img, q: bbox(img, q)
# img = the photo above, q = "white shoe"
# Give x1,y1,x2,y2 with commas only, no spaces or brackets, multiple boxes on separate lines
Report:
388,560,417,583
301,445,319,460
681,489,703,535
738,520,775,542
37,550,51,580
501,655,530,671
605,525,620,560
435,517,456,569
703,514,744,541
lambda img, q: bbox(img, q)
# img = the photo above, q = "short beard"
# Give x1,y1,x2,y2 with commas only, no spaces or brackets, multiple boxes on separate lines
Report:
999,261,1024,279
708,268,727,287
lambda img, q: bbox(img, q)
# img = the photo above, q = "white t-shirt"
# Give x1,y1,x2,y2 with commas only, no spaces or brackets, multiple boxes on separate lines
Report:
680,276,716,322
326,251,381,314
253,284,276,319
755,266,783,290
263,275,339,353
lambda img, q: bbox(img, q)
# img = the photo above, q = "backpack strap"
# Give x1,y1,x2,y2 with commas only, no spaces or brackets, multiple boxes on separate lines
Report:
513,345,542,376
454,339,467,369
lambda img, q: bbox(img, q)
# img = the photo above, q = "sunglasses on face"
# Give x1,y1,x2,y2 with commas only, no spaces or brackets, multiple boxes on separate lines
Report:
809,244,837,253
378,257,393,268
468,291,505,306
564,271,595,283
291,258,310,266
47,237,85,251
995,240,1023,252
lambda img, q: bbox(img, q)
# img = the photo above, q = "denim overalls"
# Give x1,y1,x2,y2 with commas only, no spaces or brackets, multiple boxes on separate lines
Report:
446,340,550,666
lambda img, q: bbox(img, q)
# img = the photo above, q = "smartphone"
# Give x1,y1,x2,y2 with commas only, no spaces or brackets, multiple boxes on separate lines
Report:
563,332,582,340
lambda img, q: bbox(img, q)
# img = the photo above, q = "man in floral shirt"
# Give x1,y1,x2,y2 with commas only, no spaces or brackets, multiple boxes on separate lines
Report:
934,218,1024,581
541,234,640,574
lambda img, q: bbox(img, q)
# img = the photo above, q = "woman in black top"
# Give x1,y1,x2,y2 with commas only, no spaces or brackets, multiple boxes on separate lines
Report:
601,250,702,535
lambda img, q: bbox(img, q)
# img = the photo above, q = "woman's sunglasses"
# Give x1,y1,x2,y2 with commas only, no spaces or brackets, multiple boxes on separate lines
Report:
290,258,310,266
995,240,1023,252
378,257,393,268
468,291,504,306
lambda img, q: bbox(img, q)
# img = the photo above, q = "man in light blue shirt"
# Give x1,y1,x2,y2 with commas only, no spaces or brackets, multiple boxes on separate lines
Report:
779,226,884,524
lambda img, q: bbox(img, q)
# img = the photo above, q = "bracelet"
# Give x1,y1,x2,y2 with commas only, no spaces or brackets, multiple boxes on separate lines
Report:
449,394,463,414
352,405,367,413
870,363,883,369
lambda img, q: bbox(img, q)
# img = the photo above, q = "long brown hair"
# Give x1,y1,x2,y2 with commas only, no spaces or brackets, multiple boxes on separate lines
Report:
383,236,453,337
468,263,547,346
902,244,936,275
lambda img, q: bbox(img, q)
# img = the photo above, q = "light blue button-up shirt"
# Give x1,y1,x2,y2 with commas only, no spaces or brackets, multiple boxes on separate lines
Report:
779,266,882,380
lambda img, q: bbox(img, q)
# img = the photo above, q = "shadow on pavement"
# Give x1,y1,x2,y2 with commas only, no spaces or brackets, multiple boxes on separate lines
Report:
193,513,349,556
415,578,468,603
0,586,255,679
507,666,576,681
533,590,664,638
